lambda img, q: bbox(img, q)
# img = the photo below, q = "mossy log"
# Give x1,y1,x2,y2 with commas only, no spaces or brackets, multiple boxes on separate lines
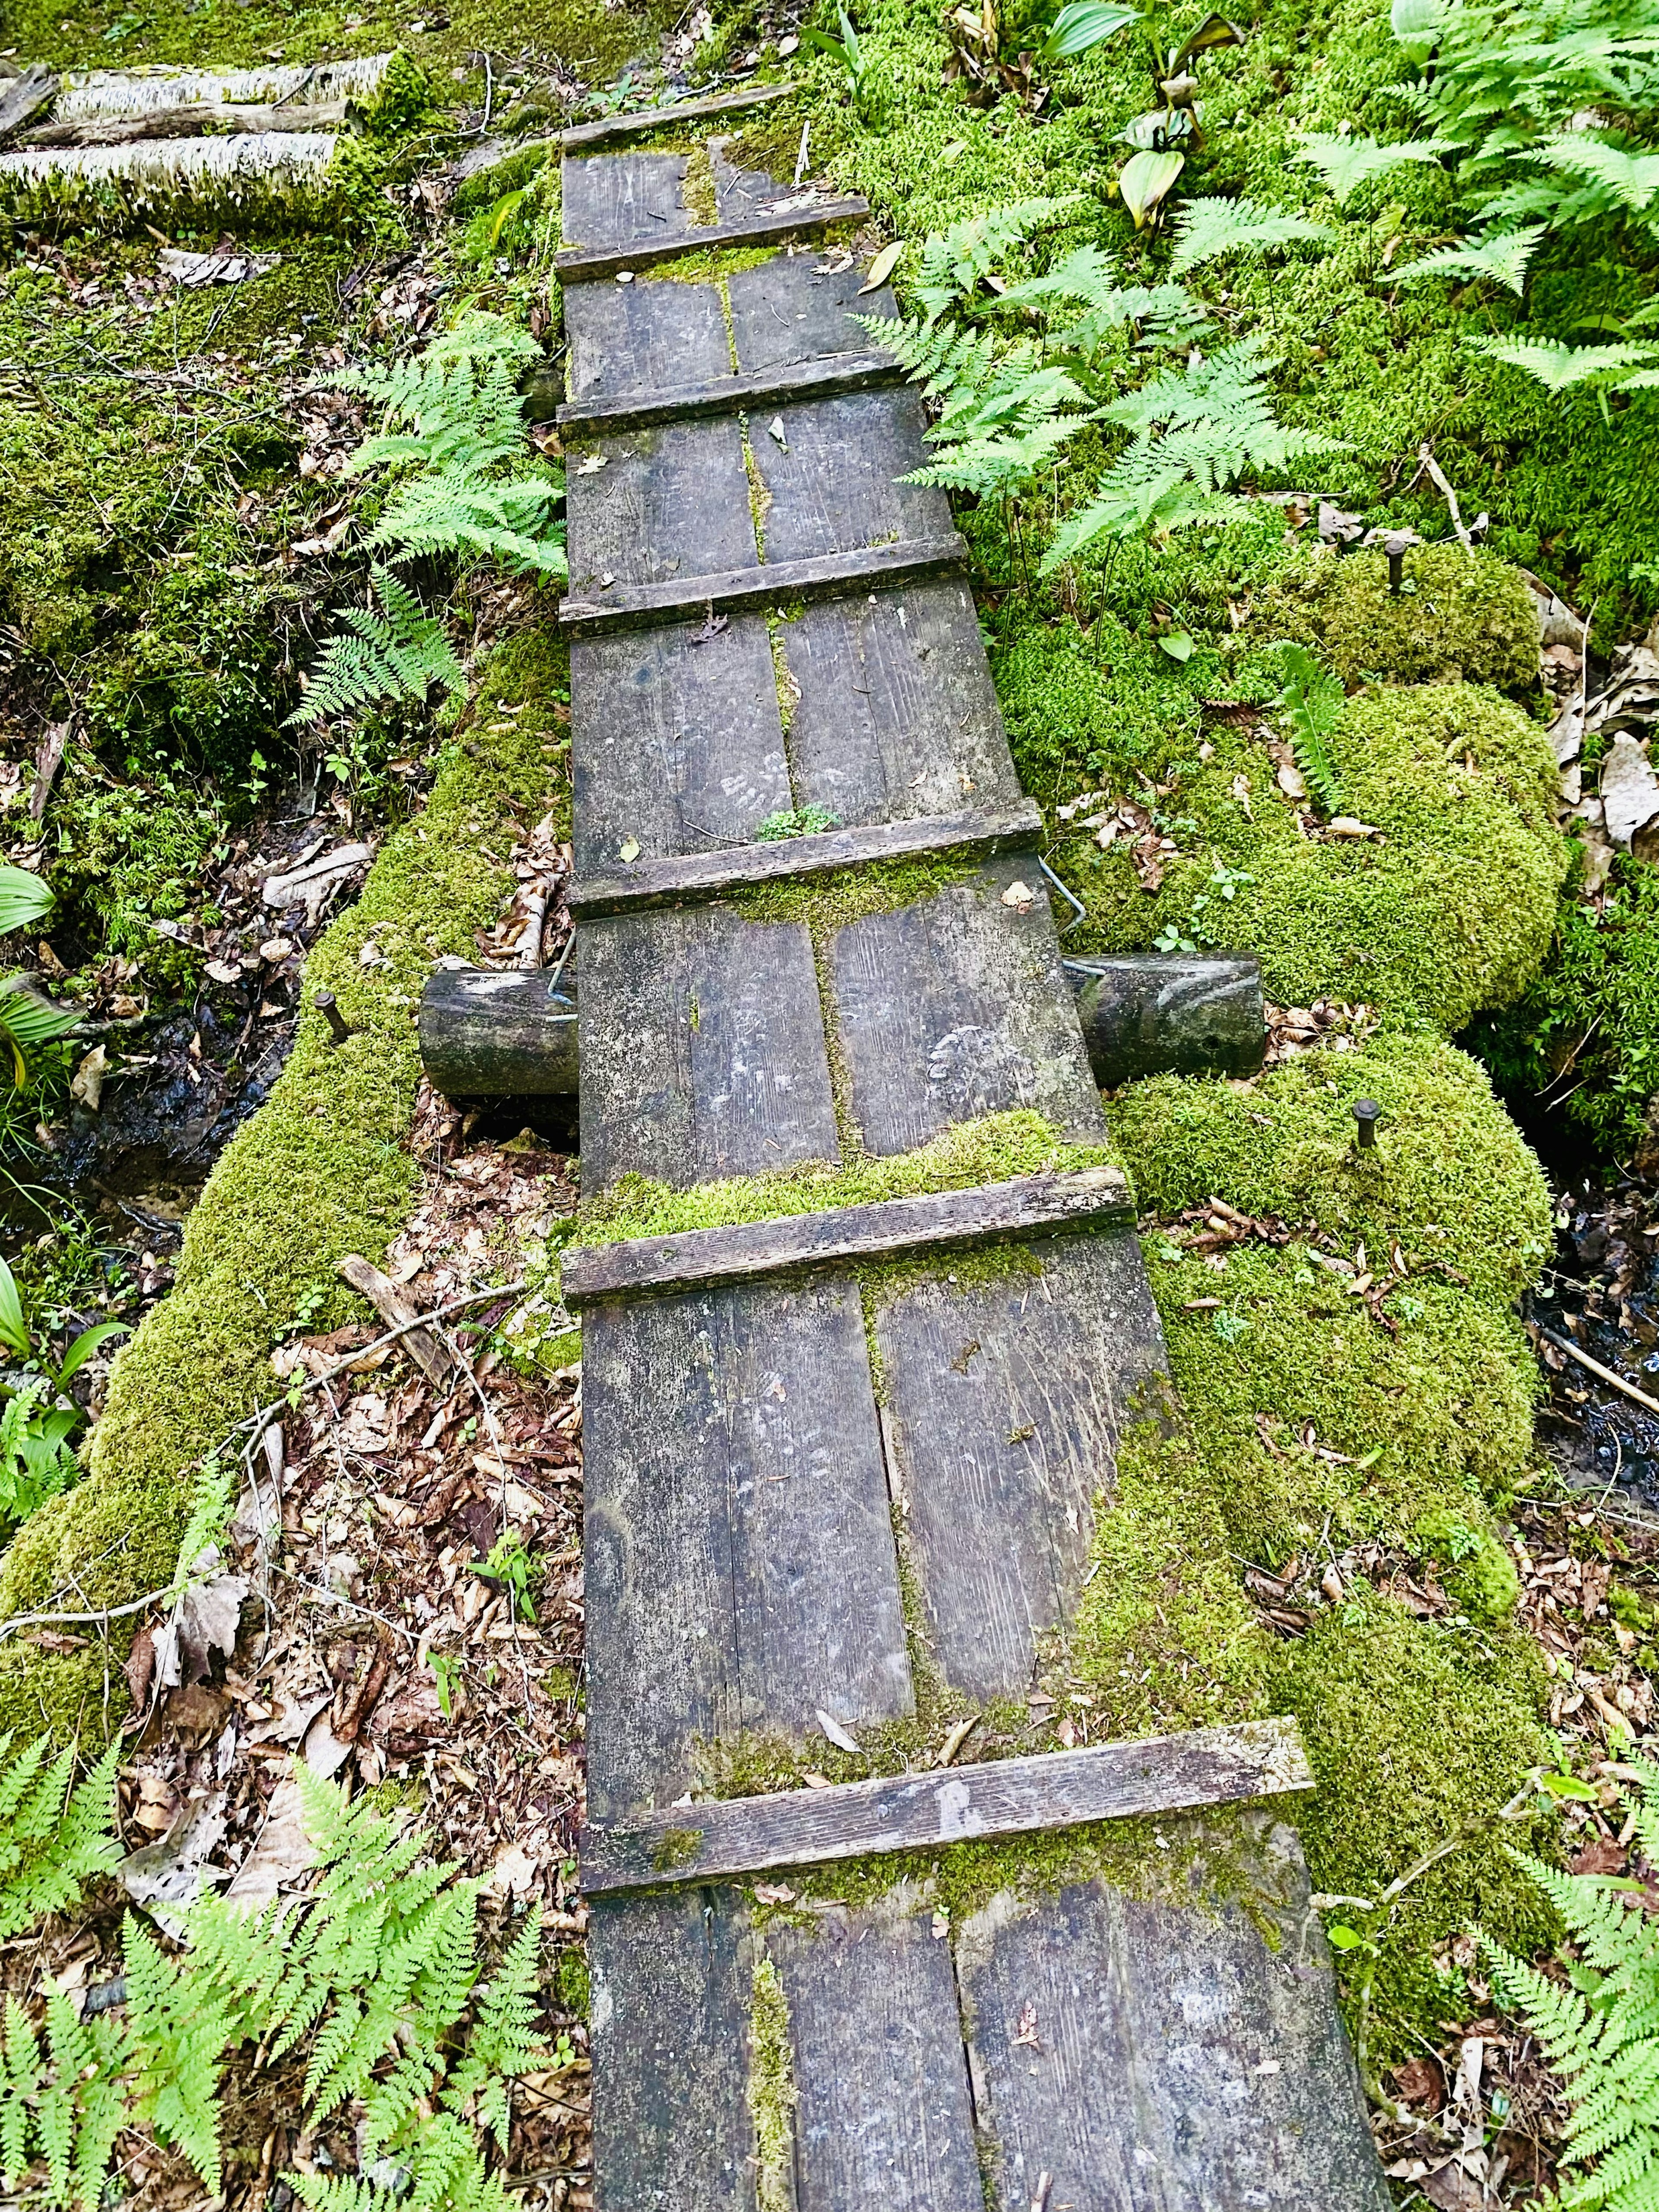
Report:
23,101,347,147
417,951,1262,1099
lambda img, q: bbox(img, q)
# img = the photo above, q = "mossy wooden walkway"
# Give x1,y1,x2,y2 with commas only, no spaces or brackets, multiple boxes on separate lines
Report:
557,89,1389,2210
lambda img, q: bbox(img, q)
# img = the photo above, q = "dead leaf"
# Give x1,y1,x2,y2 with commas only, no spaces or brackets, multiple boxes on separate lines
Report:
816,1708,861,1753
223,1772,315,1910
115,1791,230,1928
1326,817,1383,839
1601,735,1659,849
1001,880,1036,912
618,837,641,864
859,238,903,293
123,1627,156,1713
152,1549,250,1689
483,1838,542,1902
70,1045,106,1111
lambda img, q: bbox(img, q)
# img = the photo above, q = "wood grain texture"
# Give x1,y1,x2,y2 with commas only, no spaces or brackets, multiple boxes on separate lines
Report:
562,1167,1134,1306
555,194,869,282
569,800,1044,918
766,1896,984,2207
570,620,788,875
576,906,839,1196
728,252,897,371
582,1276,912,1822
559,534,968,635
830,855,1108,1156
957,1815,1393,2211
559,149,691,250
874,1232,1169,1699
1065,952,1266,1084
749,387,950,562
560,79,792,148
562,278,731,404
587,1887,759,2211
418,967,579,1097
780,582,1021,828
581,1719,1312,1891
557,349,901,435
566,420,756,594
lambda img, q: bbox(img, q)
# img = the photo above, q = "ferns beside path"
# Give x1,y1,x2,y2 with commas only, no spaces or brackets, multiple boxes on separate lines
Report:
0,1744,554,2212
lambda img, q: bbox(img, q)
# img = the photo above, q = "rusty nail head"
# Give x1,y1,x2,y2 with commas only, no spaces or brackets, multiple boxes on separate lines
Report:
1352,1097,1380,1148
315,990,352,1046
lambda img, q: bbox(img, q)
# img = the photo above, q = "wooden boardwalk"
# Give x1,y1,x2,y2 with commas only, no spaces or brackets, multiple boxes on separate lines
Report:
557,93,1389,2210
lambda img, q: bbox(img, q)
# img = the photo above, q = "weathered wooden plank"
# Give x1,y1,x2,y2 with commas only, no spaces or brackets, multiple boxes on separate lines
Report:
566,419,757,594
417,966,578,1097
576,906,839,1195
728,251,896,371
556,193,869,281
561,1166,1134,1307
1066,952,1266,1084
709,137,790,226
570,620,788,876
957,1817,1392,2211
587,1887,759,2210
559,534,968,634
569,800,1044,918
874,1231,1167,1699
830,856,1108,1156
779,582,1021,828
561,277,731,404
767,1897,984,2207
560,79,792,149
557,348,901,435
750,386,950,563
581,1719,1312,1892
582,1275,912,1822
559,148,691,251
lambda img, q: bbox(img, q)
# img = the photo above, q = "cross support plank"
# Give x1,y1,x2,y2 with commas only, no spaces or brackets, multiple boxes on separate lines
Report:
558,79,794,150
568,799,1044,917
580,1716,1313,1892
560,1165,1135,1307
553,192,868,281
557,348,901,436
558,534,968,635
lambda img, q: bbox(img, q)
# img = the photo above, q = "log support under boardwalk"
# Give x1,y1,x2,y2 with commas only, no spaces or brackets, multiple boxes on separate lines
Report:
419,950,1263,1102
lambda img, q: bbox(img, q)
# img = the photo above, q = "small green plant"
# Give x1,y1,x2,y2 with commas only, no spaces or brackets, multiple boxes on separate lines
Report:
800,3,873,97
430,1650,462,1718
1275,643,1347,814
287,568,466,728
470,1531,539,1621
0,1255,128,1539
0,868,78,1091
754,806,842,840
1482,1760,1659,2209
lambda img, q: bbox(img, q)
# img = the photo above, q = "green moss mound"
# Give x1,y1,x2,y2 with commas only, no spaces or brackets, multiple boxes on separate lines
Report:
0,621,568,1742
1049,679,1567,1029
1269,545,1541,693
1109,1032,1552,1304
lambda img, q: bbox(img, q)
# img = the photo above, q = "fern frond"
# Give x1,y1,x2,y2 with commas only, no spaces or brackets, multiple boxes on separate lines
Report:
912,194,1087,321
364,472,566,575
0,1736,121,1940
1294,132,1448,203
1393,222,1547,292
1167,196,1333,275
1277,643,1346,813
288,567,466,727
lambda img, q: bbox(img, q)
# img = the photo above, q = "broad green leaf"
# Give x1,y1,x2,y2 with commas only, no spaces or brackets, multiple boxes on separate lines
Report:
1325,1923,1366,1948
0,1260,30,1362
1038,0,1140,61
1169,10,1245,67
0,867,53,940
54,1322,131,1389
1118,150,1185,227
1538,1770,1601,1802
1158,631,1195,660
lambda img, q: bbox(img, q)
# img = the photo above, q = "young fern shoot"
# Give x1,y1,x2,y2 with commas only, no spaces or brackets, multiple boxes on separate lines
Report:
287,567,466,727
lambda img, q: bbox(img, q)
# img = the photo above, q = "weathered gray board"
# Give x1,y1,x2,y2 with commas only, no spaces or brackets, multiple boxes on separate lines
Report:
587,1817,1391,2212
560,133,1386,2212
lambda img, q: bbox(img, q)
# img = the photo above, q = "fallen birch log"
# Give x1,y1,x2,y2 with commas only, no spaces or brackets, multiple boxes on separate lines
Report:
417,952,1262,1100
23,101,347,148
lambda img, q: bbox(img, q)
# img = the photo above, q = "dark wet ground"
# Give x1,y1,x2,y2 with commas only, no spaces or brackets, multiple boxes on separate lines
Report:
1529,1166,1659,1510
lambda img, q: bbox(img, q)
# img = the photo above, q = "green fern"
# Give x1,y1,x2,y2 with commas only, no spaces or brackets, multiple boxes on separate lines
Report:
862,310,1094,496
327,310,565,578
1484,1760,1659,2209
1293,131,1447,204
1393,222,1549,293
443,1909,550,2151
911,194,1086,322
0,1735,121,1941
288,567,466,728
1166,195,1332,275
1276,643,1347,814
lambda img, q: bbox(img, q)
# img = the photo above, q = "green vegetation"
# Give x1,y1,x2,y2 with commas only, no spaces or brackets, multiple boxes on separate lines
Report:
0,1757,553,2212
1484,1759,1659,2212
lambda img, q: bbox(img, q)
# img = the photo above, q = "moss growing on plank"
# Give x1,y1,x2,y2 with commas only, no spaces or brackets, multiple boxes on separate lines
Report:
1046,681,1567,1030
747,1952,797,2209
1264,545,1542,693
1107,1032,1553,1305
571,1108,1116,1241
0,620,566,1742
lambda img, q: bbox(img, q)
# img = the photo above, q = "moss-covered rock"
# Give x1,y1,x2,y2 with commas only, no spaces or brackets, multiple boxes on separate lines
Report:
0,621,569,1740
1268,543,1542,693
1109,1031,1553,1304
1053,680,1568,1029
